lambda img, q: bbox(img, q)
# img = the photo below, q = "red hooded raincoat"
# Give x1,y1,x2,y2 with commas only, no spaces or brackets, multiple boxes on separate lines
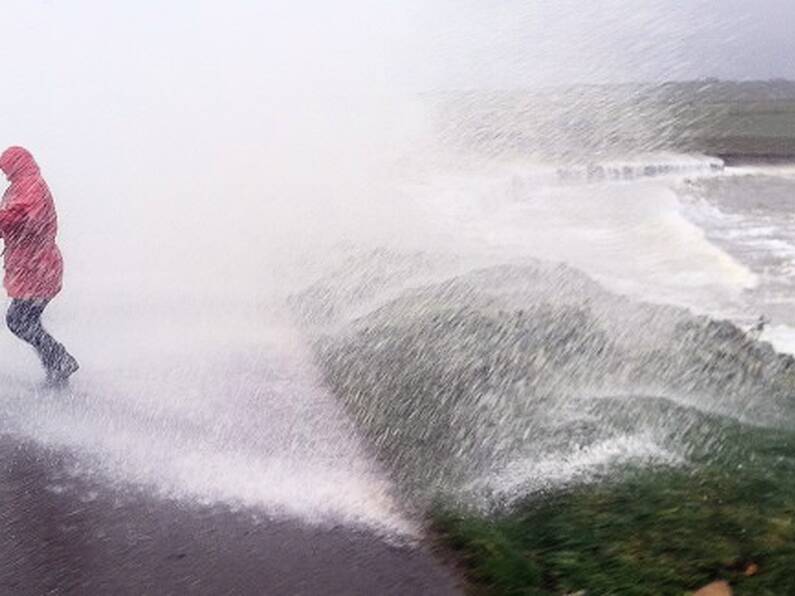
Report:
0,147,63,300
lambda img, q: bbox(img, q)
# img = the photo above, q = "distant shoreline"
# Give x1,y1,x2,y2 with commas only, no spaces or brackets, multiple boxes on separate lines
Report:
717,153,795,166
436,80,795,163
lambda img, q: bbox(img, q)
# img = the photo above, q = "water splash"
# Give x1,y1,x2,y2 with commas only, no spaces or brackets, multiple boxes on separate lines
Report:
0,0,783,529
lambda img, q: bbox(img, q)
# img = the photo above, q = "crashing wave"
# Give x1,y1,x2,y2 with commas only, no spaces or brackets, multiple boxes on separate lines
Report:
292,253,795,506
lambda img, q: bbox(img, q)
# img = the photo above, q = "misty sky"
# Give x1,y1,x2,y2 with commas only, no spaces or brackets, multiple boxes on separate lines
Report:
0,0,793,305
1,1,793,96
1,2,793,137
0,1,791,226
1,1,792,184
670,0,795,81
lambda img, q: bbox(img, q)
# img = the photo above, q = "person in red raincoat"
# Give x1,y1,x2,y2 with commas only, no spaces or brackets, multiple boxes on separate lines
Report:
0,146,78,383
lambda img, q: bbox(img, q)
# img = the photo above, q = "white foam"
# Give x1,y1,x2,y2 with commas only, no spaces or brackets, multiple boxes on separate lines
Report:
469,432,681,505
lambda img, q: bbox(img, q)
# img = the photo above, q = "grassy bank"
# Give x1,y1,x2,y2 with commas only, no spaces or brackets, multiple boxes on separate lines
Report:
432,422,795,595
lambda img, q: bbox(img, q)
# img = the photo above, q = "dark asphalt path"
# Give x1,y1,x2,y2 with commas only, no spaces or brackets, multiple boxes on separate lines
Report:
0,437,461,595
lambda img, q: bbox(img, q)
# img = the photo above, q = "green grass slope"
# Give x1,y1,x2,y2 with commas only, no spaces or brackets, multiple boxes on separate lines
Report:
433,422,795,595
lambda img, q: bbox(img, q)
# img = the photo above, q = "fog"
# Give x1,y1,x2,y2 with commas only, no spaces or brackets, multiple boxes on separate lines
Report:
1,2,789,319
2,2,435,313
0,0,792,523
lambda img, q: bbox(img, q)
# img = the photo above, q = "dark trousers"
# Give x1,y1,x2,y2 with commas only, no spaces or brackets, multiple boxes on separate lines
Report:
6,299,68,371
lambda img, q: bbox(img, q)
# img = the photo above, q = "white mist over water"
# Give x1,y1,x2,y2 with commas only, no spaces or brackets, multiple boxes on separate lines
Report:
0,0,774,531
406,165,758,313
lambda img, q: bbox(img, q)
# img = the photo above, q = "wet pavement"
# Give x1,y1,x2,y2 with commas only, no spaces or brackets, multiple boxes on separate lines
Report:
0,437,461,595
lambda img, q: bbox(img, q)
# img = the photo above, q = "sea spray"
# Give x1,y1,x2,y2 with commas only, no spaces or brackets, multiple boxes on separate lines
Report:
292,256,795,506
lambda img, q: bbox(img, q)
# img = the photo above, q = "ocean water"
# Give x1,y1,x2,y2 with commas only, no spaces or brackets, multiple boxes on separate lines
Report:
679,167,795,337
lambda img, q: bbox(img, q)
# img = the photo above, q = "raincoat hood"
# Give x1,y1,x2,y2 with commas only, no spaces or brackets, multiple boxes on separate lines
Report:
0,146,40,182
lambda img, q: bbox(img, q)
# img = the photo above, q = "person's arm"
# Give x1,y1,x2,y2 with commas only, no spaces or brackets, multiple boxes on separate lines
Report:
0,195,31,236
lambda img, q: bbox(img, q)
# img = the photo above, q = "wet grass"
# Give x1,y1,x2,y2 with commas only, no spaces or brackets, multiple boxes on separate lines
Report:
432,423,795,595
